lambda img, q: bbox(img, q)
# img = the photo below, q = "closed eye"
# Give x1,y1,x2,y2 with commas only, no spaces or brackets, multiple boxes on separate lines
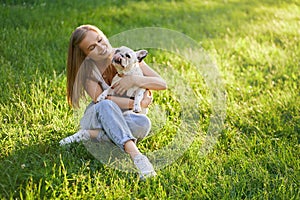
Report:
88,45,96,51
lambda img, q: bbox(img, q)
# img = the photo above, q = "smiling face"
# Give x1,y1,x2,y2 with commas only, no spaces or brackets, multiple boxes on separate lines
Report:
79,30,113,61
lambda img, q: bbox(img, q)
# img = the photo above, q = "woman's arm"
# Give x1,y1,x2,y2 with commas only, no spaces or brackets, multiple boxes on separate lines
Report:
136,61,167,90
106,96,134,109
107,89,152,110
85,78,144,109
85,79,135,109
85,79,103,103
113,61,167,95
86,61,165,109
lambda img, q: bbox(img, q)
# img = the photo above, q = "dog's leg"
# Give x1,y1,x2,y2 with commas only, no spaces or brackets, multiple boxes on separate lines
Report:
96,88,110,102
133,88,145,113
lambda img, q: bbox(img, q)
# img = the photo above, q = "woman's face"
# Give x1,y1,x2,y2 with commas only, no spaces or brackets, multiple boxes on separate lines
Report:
79,30,113,61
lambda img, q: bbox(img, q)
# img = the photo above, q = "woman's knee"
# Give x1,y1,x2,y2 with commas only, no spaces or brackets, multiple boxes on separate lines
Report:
125,113,151,140
136,115,151,131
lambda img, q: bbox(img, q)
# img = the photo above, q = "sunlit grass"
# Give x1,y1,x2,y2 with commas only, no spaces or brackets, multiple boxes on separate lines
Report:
0,0,299,199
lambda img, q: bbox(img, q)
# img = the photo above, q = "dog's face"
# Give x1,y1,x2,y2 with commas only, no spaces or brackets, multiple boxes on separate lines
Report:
112,46,148,71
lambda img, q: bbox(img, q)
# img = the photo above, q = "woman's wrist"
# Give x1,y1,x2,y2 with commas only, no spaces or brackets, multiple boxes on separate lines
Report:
131,75,140,87
107,95,134,110
140,90,152,108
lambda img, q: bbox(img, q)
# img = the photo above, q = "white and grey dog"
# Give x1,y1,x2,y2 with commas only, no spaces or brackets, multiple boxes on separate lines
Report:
97,46,148,113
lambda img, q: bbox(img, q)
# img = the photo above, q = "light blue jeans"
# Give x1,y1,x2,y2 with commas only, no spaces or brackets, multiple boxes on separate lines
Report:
80,100,151,151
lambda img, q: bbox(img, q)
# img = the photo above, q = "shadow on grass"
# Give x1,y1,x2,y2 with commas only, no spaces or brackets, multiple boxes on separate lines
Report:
0,141,105,198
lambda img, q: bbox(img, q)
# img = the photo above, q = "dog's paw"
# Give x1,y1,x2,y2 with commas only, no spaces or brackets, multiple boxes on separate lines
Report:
97,95,106,101
133,105,142,113
96,90,109,102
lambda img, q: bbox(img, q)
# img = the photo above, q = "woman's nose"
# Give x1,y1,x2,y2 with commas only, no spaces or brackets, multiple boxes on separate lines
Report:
97,42,103,47
96,43,105,49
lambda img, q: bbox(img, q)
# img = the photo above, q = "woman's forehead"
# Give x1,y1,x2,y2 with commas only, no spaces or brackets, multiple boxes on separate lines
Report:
79,30,100,50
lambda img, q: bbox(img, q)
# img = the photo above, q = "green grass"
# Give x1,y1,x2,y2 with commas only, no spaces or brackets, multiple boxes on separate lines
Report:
0,0,299,199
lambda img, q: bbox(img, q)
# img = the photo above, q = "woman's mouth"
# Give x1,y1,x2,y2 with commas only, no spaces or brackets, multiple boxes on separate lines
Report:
100,48,107,55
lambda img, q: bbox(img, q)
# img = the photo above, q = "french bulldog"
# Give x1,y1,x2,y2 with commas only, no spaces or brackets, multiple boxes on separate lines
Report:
97,46,148,113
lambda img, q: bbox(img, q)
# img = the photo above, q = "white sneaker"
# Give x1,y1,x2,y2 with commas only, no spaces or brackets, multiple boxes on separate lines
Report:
59,129,90,146
133,154,157,180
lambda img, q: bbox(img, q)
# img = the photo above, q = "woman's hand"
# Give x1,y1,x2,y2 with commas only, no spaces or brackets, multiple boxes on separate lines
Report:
140,90,153,108
112,75,137,95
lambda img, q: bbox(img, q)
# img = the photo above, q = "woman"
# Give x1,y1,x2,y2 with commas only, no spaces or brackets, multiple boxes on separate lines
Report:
60,25,167,179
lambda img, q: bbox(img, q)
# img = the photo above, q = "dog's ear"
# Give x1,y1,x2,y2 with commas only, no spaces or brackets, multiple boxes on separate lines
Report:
136,50,148,62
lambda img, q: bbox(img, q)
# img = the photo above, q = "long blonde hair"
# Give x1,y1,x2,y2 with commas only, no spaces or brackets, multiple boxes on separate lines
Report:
66,25,116,108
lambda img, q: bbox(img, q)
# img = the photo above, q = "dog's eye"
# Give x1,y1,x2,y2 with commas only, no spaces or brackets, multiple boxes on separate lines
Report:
125,53,131,58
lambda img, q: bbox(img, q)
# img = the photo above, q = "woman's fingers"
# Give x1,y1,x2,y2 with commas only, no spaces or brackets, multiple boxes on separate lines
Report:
112,82,123,94
112,76,135,95
111,81,119,89
113,83,126,95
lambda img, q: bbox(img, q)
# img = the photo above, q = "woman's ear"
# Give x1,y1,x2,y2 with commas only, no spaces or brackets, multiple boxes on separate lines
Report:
136,50,148,62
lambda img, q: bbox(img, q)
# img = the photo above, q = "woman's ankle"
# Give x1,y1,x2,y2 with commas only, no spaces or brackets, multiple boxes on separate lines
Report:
124,140,141,160
88,129,99,139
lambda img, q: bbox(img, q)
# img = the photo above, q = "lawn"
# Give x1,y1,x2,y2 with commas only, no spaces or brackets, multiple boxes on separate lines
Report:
0,0,299,199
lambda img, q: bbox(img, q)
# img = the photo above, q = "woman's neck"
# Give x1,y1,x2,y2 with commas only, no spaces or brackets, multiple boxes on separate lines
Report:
95,57,111,74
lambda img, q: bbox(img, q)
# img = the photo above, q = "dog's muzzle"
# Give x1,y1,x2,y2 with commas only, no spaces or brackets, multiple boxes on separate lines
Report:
112,54,127,67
